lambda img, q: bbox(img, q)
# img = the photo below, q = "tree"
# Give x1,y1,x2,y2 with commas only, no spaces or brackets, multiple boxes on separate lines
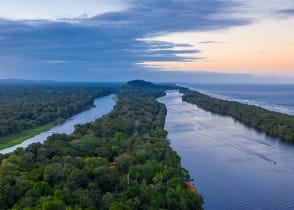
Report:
66,169,88,190
109,201,131,210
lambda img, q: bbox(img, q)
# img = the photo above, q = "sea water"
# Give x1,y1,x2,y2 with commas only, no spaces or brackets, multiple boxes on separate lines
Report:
180,84,294,115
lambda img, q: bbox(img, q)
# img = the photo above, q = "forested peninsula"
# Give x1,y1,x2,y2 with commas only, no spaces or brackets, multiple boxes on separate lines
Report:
0,81,203,210
0,84,116,149
181,88,294,143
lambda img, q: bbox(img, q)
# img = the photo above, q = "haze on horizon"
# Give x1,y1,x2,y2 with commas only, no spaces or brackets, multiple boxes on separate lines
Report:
0,0,293,83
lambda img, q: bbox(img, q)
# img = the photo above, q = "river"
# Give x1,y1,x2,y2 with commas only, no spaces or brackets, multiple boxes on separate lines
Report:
158,90,294,210
0,95,115,154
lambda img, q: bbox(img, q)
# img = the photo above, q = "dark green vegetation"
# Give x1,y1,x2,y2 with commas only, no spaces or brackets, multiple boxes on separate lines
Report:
0,81,203,210
181,89,294,143
0,84,116,148
0,123,54,150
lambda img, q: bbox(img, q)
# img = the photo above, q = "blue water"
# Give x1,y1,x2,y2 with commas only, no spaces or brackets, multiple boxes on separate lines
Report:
158,91,294,210
0,95,115,154
180,84,294,115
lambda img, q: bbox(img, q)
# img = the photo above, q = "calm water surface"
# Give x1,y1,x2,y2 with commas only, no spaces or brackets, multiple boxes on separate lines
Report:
158,90,294,210
181,84,294,115
0,95,115,154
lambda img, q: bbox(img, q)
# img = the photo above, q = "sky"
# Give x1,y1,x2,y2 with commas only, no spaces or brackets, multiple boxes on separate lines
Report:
0,0,293,83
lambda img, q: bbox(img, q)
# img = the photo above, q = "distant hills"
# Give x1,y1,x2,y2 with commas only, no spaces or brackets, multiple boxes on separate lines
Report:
127,79,177,90
126,80,157,88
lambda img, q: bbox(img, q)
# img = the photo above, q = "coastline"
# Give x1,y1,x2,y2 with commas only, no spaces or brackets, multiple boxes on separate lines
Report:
177,83,294,116
180,87,294,143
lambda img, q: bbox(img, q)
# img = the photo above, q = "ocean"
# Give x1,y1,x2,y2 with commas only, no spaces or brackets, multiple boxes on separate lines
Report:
180,83,294,115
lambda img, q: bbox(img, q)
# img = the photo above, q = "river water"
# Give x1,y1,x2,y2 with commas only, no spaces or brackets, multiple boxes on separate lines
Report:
0,95,115,154
180,83,294,116
158,90,294,210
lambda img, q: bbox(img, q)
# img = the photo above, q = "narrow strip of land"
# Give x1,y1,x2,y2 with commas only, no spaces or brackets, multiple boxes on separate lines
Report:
181,88,294,143
0,81,203,210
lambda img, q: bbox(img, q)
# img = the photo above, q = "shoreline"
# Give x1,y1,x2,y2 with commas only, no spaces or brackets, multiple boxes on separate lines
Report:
180,88,294,143
160,89,294,210
0,122,56,150
177,83,294,116
0,95,115,153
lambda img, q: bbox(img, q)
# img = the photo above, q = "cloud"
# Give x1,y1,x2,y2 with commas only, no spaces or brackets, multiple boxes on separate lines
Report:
279,9,294,15
0,0,125,20
199,41,223,44
0,0,251,81
94,0,250,34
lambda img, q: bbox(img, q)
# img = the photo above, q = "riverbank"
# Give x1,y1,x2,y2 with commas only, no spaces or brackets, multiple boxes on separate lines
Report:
0,85,116,148
159,90,294,210
180,88,294,143
0,95,116,154
0,81,203,209
178,83,294,116
0,102,98,151
0,122,55,150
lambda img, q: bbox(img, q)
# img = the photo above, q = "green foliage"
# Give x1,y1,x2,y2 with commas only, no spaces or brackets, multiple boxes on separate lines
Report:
41,197,65,210
181,89,294,143
0,82,203,209
109,201,131,210
0,123,54,150
0,84,115,148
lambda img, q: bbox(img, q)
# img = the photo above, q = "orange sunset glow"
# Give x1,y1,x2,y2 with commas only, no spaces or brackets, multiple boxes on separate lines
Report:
142,18,294,76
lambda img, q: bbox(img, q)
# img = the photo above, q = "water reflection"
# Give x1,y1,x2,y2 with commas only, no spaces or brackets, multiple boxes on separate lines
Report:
158,90,294,210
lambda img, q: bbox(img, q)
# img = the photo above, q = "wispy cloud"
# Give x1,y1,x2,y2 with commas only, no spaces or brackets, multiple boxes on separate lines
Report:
199,41,224,44
0,0,253,81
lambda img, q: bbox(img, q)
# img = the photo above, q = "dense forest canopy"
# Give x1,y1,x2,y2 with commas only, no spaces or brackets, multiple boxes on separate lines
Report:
0,84,117,146
181,89,294,143
0,82,203,210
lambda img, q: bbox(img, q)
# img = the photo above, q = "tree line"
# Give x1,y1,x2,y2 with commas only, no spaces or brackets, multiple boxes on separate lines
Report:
0,81,203,210
0,84,115,142
181,88,294,143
